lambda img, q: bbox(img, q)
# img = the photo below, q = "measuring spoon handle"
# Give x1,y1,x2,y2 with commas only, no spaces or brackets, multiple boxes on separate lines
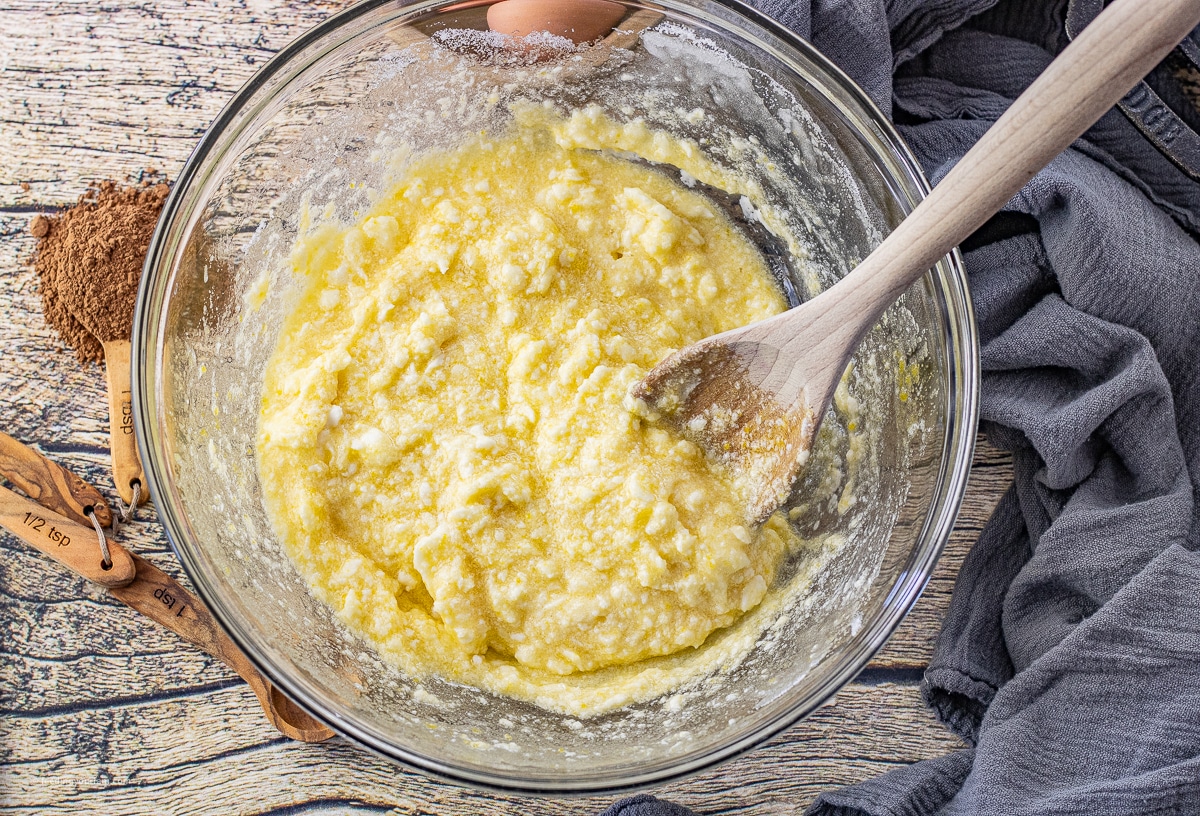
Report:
0,432,113,527
102,339,146,506
108,555,335,743
0,485,135,587
109,553,237,665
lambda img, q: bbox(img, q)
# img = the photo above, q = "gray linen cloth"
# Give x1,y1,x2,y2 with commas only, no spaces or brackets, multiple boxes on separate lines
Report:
601,0,1200,813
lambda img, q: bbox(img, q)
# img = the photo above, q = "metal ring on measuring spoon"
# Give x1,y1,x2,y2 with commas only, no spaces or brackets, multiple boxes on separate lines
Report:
111,479,141,541
85,505,113,570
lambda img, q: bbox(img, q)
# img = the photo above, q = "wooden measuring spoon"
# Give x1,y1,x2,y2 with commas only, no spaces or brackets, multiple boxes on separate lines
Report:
53,184,167,509
108,555,335,743
632,0,1200,524
0,431,112,528
96,337,144,508
0,441,333,743
0,485,135,587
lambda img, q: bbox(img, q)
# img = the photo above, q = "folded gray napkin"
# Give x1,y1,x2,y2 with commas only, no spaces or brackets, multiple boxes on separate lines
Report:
602,0,1200,813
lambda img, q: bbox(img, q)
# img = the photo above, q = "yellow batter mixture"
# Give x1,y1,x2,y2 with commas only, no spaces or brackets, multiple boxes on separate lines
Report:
257,109,813,716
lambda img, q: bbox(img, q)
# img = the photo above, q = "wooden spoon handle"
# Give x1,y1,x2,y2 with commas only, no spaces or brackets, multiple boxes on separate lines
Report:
0,485,135,587
826,0,1200,334
101,339,146,506
108,555,335,743
0,431,112,527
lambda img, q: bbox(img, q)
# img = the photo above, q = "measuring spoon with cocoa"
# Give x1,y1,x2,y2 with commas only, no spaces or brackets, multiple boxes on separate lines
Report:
49,183,166,511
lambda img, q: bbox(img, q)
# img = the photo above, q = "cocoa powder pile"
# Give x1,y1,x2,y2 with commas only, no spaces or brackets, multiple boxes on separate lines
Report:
31,180,169,362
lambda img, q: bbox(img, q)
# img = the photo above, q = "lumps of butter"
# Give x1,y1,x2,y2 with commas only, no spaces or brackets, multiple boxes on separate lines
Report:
257,109,812,717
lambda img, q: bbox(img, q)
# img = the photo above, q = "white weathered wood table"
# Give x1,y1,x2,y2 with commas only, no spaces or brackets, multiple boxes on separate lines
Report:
0,2,1010,812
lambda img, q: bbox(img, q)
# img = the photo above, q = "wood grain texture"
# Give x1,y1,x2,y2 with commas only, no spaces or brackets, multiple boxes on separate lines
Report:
109,553,336,743
0,0,348,207
1,681,966,815
0,1,1011,811
0,431,112,527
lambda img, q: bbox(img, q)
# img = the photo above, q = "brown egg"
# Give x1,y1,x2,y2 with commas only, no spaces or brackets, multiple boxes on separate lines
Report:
487,0,626,44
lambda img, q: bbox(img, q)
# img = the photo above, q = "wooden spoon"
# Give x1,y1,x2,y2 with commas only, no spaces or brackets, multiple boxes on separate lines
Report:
632,0,1200,524
57,234,153,509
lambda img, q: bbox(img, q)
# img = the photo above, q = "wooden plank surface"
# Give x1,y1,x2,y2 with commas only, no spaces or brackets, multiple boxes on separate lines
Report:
1,681,967,815
0,2,1012,812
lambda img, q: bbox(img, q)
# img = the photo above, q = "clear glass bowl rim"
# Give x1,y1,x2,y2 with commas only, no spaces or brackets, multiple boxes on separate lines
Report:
132,0,980,796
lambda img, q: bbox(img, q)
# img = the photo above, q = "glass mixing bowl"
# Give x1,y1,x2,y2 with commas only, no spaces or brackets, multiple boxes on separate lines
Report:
133,0,978,795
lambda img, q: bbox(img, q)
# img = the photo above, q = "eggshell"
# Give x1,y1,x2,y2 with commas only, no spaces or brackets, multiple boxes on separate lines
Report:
487,0,626,44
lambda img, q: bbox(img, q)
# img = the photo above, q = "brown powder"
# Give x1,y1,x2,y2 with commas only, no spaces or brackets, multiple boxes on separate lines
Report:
32,180,169,361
